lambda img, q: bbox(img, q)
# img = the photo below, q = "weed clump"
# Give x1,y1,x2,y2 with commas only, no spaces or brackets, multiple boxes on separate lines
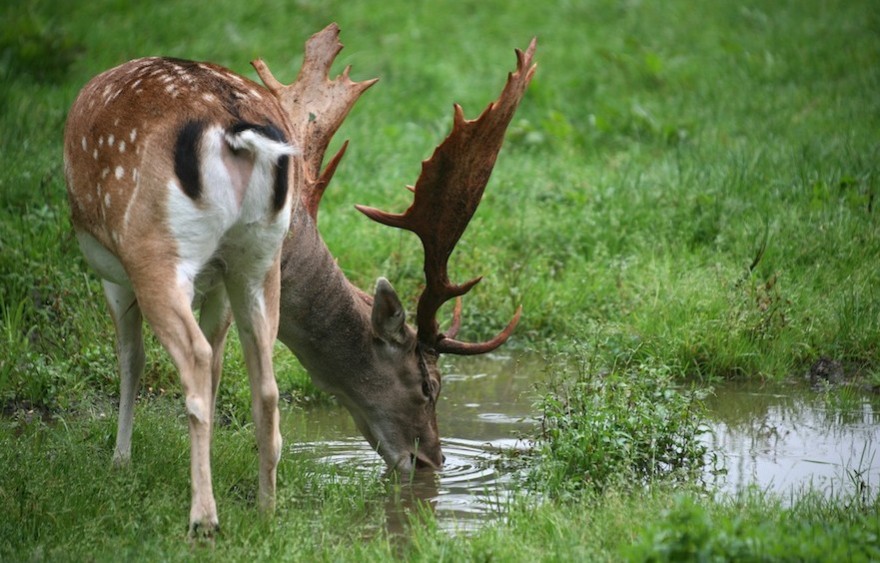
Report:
529,345,711,495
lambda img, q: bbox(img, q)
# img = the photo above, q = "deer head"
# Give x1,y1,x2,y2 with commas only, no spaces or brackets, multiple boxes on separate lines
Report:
262,25,536,473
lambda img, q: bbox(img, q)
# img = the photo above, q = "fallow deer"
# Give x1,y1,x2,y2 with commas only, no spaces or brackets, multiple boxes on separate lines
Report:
63,23,534,535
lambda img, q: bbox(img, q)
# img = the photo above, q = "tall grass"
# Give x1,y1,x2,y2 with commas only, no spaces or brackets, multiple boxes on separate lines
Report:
2,0,879,407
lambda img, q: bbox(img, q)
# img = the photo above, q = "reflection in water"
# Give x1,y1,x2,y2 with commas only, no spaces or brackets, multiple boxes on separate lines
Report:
702,381,879,502
283,351,880,533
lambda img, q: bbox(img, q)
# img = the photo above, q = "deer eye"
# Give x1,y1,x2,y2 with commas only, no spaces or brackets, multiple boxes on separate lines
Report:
421,377,441,404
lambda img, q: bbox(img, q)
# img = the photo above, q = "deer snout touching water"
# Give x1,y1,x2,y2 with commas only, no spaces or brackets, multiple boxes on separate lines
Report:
63,23,535,535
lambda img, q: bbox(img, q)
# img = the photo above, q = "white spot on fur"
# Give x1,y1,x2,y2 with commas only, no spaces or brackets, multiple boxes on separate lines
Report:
81,137,87,151
207,68,227,81
99,137,104,147
119,141,126,153
104,193,111,207
122,169,141,231
93,149,98,160
130,129,137,143
131,78,142,90
105,89,122,106
108,134,115,147
202,93,217,104
115,166,124,180
101,167,110,179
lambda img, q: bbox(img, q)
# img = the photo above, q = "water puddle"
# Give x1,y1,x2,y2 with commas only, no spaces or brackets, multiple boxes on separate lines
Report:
283,353,541,533
290,436,528,533
284,352,880,532
701,380,879,501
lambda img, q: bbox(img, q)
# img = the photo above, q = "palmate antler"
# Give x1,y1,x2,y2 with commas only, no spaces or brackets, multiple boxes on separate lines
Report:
357,39,537,355
252,23,377,222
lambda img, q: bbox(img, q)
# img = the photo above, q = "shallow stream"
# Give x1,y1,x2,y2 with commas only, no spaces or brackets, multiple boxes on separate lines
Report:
283,352,879,533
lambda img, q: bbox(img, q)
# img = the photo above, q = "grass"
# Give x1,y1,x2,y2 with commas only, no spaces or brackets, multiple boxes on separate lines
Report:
2,402,877,560
1,0,879,559
2,0,879,400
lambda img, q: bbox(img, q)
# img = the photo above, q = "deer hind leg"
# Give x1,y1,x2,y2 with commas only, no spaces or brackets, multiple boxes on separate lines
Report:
103,280,145,467
196,283,233,430
133,269,219,535
225,259,282,513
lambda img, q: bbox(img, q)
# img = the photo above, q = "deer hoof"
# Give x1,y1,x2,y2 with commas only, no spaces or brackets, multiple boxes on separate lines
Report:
188,520,220,542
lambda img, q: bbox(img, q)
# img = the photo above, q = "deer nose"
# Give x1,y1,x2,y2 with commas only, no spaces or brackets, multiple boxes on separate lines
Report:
412,450,444,470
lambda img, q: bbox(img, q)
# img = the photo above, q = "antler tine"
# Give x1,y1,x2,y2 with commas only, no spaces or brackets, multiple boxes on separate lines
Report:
303,140,348,223
252,23,378,221
445,297,464,339
356,38,537,354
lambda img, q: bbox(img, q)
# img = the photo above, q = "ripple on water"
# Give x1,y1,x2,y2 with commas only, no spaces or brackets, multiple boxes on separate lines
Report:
289,436,531,533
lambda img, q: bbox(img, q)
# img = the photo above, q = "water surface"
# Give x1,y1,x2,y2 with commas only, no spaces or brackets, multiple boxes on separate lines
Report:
283,352,879,532
283,353,542,533
702,380,879,501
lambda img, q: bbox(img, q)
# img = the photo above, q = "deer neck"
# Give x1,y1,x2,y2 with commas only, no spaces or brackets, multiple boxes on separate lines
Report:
277,205,372,395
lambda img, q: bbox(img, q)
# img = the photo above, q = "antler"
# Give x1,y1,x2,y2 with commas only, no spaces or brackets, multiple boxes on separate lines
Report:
251,23,377,221
356,38,537,355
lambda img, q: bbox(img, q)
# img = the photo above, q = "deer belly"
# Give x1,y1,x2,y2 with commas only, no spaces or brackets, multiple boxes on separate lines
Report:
75,230,131,287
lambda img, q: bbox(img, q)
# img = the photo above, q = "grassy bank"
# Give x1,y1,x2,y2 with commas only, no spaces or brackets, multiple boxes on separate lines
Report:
1,0,879,559
2,395,877,561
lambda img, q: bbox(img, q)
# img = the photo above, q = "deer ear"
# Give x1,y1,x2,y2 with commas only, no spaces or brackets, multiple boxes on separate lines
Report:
371,277,407,345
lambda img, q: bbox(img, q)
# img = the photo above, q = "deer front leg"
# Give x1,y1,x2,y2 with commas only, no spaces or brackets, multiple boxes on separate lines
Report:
135,274,219,535
103,280,145,466
226,263,282,513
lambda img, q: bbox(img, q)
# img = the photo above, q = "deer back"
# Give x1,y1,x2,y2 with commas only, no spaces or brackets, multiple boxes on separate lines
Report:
64,57,301,284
